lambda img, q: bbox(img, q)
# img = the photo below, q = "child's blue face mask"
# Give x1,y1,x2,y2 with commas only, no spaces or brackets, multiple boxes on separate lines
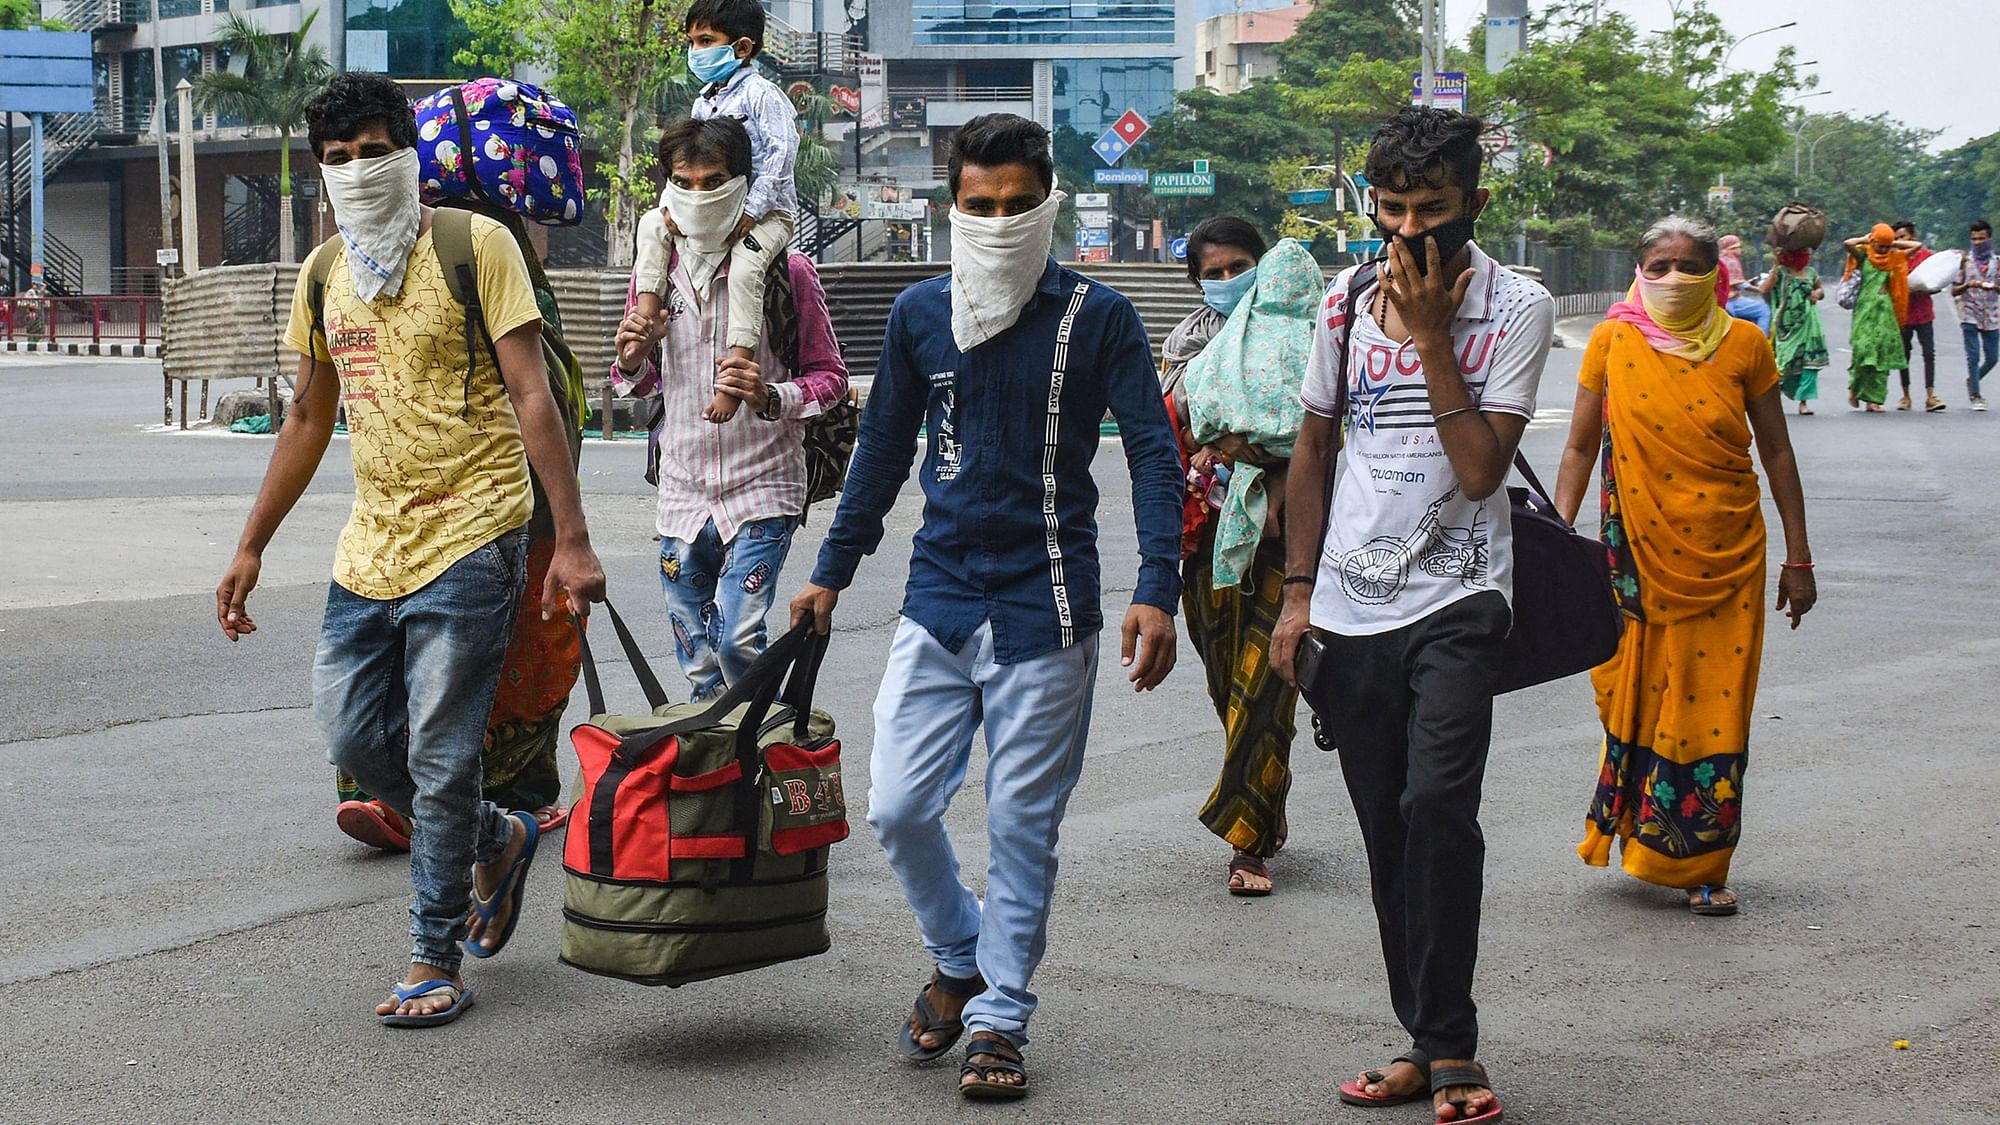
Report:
688,43,744,84
1199,267,1257,316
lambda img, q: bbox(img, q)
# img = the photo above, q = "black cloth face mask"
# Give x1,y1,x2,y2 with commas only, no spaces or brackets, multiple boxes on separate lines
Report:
1373,208,1481,277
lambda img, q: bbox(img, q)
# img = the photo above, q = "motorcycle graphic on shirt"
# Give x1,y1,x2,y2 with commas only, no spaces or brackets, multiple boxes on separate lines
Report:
1336,487,1489,604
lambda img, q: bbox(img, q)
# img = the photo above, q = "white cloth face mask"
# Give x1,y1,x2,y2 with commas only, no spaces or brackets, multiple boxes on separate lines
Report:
318,147,422,302
662,175,749,295
948,187,1066,353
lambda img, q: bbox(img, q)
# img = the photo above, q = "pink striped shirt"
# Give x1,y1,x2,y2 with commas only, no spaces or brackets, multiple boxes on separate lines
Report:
611,251,849,543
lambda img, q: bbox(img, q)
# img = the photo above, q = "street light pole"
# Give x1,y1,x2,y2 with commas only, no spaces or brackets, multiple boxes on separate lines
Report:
1808,127,1847,178
1720,21,1796,71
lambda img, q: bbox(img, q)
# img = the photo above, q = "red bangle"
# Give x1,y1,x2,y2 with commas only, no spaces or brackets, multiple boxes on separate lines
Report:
1782,561,1814,570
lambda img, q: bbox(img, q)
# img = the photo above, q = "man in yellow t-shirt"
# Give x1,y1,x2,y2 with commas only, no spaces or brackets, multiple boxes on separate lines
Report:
211,73,605,1029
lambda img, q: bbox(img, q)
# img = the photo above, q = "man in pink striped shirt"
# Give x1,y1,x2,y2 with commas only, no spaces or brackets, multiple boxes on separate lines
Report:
611,117,849,701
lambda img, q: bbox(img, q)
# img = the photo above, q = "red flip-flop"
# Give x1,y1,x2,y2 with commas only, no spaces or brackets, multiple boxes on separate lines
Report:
1337,1052,1430,1106
336,799,412,852
530,804,569,833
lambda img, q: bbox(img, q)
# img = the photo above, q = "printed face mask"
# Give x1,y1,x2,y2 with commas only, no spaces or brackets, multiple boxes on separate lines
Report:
1199,267,1257,316
688,44,744,85
1374,204,1481,277
1636,265,1721,328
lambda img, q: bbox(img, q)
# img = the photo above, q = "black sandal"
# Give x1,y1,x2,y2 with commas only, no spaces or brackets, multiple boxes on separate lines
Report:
898,969,986,1062
959,1032,1027,1101
1429,1062,1504,1122
1227,852,1273,898
1336,1048,1430,1106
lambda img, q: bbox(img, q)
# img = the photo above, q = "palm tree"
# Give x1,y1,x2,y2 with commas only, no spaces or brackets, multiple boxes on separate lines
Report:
191,8,334,262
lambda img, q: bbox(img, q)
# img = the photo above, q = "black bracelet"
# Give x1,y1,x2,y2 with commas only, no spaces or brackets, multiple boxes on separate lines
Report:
1282,575,1315,588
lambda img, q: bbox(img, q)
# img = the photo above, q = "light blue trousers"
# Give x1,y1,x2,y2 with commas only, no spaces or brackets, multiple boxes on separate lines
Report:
867,617,1099,1047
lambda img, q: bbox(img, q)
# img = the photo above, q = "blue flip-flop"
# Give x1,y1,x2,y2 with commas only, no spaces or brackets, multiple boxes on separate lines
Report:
379,978,475,1028
463,810,540,959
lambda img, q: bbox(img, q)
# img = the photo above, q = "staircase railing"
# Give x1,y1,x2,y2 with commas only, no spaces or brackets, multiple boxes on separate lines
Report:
761,11,864,78
6,99,108,204
1,224,89,296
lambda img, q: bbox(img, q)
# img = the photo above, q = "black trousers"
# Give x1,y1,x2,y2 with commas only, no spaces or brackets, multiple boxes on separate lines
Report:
1307,591,1509,1061
1899,321,1936,389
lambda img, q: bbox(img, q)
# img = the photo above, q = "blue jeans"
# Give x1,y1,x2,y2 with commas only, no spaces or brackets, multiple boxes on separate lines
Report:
867,617,1099,1047
659,515,797,702
312,529,527,973
1964,324,2000,396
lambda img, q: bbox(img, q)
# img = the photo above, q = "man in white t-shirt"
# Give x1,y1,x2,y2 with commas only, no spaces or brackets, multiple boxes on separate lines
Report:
1271,106,1553,1123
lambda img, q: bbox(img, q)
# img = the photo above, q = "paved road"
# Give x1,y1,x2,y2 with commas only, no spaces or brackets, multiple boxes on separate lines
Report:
2,303,1995,1124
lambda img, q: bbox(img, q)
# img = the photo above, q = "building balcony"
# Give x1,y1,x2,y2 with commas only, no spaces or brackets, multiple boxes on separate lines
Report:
888,86,1035,129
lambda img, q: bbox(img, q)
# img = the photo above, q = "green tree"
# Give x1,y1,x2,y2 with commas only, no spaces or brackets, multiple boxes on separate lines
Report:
1271,0,1418,83
190,8,334,263
1135,82,1341,238
453,0,685,267
0,0,67,29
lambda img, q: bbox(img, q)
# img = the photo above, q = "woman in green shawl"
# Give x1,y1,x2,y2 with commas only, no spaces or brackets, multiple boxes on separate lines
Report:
1161,218,1323,895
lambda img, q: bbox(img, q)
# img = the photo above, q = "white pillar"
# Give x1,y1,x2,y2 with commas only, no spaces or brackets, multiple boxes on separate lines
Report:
176,79,199,274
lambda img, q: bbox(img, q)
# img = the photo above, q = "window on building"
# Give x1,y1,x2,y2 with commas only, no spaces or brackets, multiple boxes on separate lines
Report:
156,0,203,18
913,1,1175,47
1050,58,1175,132
345,0,475,78
120,47,203,132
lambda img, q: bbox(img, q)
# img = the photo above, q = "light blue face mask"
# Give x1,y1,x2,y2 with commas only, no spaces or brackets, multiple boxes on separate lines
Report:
1200,267,1257,316
687,43,744,85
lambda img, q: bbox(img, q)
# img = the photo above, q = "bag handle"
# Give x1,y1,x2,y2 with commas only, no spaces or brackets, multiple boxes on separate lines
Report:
602,621,818,768
576,600,672,717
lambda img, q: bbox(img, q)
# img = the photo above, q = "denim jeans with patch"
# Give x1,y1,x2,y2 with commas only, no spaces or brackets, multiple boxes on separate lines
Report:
312,529,527,972
659,515,797,702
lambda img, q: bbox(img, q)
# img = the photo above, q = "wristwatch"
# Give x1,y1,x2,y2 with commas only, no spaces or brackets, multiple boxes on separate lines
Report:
756,384,783,421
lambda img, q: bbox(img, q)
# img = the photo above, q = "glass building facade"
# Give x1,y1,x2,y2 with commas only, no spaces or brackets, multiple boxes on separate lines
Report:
344,0,475,78
912,1,1174,47
1050,58,1175,132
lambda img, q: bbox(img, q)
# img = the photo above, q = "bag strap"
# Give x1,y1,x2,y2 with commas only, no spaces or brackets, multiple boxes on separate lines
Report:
303,235,342,352
576,600,672,717
446,86,494,207
1511,451,1556,508
1319,261,1380,566
430,207,493,420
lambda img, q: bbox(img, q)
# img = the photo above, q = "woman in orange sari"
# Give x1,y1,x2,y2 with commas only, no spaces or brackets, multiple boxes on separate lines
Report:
1554,215,1817,916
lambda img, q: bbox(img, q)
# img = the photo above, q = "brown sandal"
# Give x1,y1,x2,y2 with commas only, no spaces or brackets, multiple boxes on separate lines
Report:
1227,852,1273,897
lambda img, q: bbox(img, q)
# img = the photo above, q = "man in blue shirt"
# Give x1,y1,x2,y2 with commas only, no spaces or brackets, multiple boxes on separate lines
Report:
789,113,1181,1101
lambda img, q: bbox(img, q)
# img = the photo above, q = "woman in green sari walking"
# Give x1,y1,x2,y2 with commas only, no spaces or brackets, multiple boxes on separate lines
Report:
1759,247,1829,415
1843,223,1917,413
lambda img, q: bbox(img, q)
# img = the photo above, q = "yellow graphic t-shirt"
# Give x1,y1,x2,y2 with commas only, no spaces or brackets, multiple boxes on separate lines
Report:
283,215,542,600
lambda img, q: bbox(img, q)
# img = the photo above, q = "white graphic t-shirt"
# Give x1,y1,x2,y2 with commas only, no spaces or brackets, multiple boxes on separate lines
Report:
1298,244,1554,636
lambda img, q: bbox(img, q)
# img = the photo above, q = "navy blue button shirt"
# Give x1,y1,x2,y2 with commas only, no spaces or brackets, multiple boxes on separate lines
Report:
811,258,1183,664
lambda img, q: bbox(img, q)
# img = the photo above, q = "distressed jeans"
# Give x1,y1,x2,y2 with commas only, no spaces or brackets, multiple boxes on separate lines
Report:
659,515,797,702
312,529,527,973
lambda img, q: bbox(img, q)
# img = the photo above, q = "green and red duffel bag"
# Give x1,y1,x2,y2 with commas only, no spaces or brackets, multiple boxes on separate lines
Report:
560,606,846,987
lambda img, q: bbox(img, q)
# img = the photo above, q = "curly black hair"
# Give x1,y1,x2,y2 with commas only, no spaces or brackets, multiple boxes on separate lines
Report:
948,113,1054,199
686,0,765,55
305,72,417,159
1184,216,1266,284
1364,106,1485,195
